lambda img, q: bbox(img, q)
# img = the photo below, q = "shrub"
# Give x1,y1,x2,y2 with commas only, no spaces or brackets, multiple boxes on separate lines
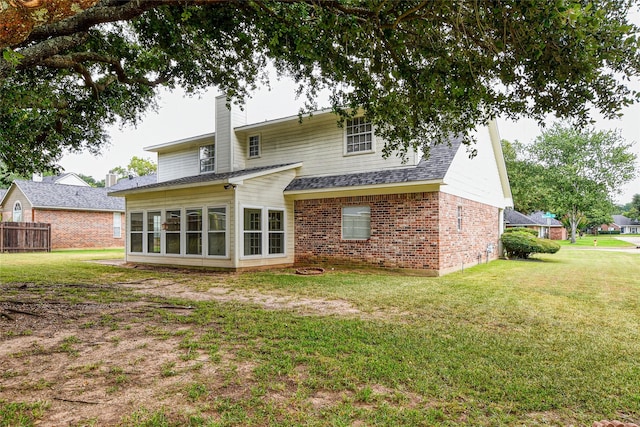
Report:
501,231,561,259
504,227,538,236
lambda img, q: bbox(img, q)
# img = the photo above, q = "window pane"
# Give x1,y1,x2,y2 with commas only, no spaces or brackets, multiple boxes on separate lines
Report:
208,232,226,256
268,210,284,254
249,135,260,158
130,213,143,231
346,117,373,153
207,207,226,257
244,209,261,231
244,232,262,255
268,210,283,231
269,233,284,254
187,209,202,232
130,233,143,252
208,208,226,231
342,206,371,239
166,234,181,254
186,233,202,255
147,211,161,253
200,144,215,172
166,210,181,254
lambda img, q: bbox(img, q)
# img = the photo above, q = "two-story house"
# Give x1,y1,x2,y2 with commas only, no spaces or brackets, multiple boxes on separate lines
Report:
109,95,512,275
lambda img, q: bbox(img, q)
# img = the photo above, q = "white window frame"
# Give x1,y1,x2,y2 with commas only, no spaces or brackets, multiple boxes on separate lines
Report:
457,206,463,232
185,208,204,256
145,211,162,255
199,143,215,173
113,212,122,238
206,205,229,258
248,134,261,159
165,208,182,255
342,206,371,240
344,117,375,156
12,201,23,222
129,212,144,253
241,205,287,259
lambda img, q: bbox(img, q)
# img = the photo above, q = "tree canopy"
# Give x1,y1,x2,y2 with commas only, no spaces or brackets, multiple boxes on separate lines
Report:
110,156,157,179
1,0,639,175
514,124,637,243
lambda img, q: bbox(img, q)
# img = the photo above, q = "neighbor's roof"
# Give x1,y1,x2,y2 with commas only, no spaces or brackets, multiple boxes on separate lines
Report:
613,214,640,226
108,164,301,196
504,209,537,226
10,180,124,211
528,211,563,226
285,138,462,192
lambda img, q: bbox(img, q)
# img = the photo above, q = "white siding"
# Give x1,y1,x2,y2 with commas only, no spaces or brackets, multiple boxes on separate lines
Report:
215,95,247,173
236,113,419,178
441,125,509,208
235,169,297,268
156,137,213,182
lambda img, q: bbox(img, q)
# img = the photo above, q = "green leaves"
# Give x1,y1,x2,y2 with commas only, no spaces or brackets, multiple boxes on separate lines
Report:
1,1,640,174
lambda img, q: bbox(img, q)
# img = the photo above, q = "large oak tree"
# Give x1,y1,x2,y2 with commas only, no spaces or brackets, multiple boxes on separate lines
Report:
1,0,639,175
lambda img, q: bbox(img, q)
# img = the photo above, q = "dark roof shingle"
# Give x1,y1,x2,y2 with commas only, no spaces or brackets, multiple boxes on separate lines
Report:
285,138,462,192
14,180,124,211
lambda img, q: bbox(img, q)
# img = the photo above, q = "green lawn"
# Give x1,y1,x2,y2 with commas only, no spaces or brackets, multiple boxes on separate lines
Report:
1,247,640,426
557,234,637,247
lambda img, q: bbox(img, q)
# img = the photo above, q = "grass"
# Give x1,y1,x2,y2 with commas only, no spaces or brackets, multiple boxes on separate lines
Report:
557,233,637,247
1,246,640,425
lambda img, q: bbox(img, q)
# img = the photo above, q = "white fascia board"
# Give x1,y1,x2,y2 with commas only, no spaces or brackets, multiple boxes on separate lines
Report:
234,109,334,132
144,132,215,153
32,206,125,212
228,162,303,184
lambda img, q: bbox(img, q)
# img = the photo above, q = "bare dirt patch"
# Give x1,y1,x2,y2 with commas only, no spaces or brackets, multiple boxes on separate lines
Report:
0,277,365,426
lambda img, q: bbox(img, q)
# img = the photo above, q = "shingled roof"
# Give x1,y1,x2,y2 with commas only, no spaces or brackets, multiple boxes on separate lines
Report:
11,180,124,211
285,138,462,192
108,164,300,195
504,209,537,226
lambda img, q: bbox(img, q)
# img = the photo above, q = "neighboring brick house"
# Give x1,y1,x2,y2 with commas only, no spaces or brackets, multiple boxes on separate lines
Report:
504,209,567,240
599,215,640,234
0,173,129,249
109,95,513,275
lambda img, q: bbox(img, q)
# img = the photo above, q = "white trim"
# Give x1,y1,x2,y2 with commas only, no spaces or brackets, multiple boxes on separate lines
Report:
343,116,376,156
235,108,333,131
205,204,230,259
13,201,23,222
110,163,303,196
145,132,215,152
248,134,261,159
239,204,287,260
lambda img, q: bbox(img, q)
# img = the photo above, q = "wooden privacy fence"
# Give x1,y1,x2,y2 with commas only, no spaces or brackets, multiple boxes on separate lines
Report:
0,222,51,252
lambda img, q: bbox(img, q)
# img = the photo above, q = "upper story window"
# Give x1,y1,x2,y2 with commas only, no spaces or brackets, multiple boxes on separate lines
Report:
248,135,261,158
199,144,215,173
345,117,373,154
13,201,22,222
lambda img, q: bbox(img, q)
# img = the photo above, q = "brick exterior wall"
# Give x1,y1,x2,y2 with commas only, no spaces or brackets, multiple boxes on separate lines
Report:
294,192,501,275
549,226,567,240
33,209,125,249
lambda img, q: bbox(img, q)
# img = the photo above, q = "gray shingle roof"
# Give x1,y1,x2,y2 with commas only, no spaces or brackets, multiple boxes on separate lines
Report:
285,138,462,192
528,211,563,226
613,214,640,226
107,174,158,191
108,164,299,195
14,180,124,211
504,209,537,226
